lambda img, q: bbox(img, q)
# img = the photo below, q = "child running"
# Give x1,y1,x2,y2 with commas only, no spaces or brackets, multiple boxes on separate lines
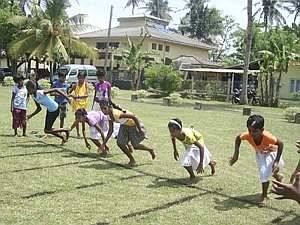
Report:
26,80,70,144
11,75,28,136
168,118,216,183
229,114,284,206
70,108,109,156
99,100,155,166
69,72,89,137
92,70,111,111
51,71,69,128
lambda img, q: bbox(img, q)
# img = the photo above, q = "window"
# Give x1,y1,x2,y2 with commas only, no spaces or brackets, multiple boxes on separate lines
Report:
152,43,157,50
80,58,84,65
296,80,300,92
109,42,120,48
165,45,170,52
158,44,163,51
69,69,77,76
96,42,106,49
290,80,295,93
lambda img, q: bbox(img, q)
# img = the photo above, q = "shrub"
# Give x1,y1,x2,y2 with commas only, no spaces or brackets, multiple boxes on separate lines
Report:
111,86,120,98
37,79,51,89
144,64,182,94
169,93,183,105
3,76,14,86
293,92,300,100
284,107,300,122
135,89,147,98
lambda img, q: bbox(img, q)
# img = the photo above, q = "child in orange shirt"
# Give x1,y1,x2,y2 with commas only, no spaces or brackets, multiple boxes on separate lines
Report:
229,115,284,205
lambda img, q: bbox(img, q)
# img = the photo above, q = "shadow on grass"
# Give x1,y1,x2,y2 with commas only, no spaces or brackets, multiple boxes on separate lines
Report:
147,177,203,188
213,194,260,211
270,210,300,224
91,223,110,225
79,162,152,171
121,191,209,219
0,150,65,159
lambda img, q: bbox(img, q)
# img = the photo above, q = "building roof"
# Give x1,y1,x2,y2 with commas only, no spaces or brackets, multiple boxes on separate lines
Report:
117,14,170,24
78,25,213,50
181,68,260,74
172,55,222,69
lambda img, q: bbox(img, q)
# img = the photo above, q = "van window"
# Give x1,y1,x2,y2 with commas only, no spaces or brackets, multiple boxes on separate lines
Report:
78,70,87,77
69,69,77,76
88,70,96,76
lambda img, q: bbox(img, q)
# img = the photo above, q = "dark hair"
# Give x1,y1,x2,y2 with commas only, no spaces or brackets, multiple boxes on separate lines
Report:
77,71,86,78
75,108,88,119
168,118,182,130
13,75,24,83
96,70,106,78
58,71,66,78
247,115,264,129
26,80,37,90
99,100,126,113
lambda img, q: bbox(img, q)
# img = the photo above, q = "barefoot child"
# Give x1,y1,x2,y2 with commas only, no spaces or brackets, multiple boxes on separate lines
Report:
70,108,109,156
69,72,89,137
11,75,28,136
168,118,216,182
51,71,69,128
99,100,155,166
26,80,70,144
229,114,284,205
92,70,111,111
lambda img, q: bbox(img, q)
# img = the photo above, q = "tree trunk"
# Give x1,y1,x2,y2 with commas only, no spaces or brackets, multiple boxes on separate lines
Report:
264,73,269,106
268,73,274,106
274,71,283,107
136,69,141,90
241,0,253,104
130,71,135,90
259,73,264,104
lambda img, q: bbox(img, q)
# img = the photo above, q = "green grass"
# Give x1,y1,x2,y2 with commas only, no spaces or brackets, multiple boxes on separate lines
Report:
0,86,300,225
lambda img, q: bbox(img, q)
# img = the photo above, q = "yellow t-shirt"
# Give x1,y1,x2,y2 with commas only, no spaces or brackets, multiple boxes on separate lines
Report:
181,128,205,146
71,82,88,111
111,108,136,127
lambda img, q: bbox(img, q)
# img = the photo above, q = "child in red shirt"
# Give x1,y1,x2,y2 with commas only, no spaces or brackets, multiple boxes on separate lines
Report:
229,115,284,205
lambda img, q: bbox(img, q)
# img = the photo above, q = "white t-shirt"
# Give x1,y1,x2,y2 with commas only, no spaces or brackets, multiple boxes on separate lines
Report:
12,85,28,110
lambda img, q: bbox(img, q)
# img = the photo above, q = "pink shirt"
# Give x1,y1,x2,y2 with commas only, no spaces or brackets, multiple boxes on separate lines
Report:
86,111,107,128
95,81,111,100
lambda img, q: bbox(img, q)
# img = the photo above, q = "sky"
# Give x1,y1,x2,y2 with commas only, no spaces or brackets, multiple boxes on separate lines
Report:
66,0,294,30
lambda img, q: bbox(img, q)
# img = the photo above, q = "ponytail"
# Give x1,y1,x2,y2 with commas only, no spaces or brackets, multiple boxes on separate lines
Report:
75,108,88,118
99,100,127,113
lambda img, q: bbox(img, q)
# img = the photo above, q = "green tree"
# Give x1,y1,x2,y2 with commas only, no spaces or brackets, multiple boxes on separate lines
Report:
144,0,172,20
283,0,300,23
121,35,152,90
125,0,144,15
255,0,286,32
8,0,96,77
144,63,182,94
179,0,223,42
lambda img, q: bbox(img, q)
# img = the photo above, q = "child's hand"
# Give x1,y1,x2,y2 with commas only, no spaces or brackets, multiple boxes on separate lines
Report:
85,142,91,150
229,156,237,166
272,161,280,173
290,169,300,183
26,115,32,121
196,164,204,174
100,143,106,151
272,172,300,204
173,150,179,161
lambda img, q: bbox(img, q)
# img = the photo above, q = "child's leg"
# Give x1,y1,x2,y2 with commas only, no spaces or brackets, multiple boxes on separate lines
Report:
209,160,216,175
22,123,27,136
60,118,64,128
258,181,270,205
13,128,18,136
76,122,80,137
132,143,156,160
90,139,107,156
184,166,196,180
117,142,135,165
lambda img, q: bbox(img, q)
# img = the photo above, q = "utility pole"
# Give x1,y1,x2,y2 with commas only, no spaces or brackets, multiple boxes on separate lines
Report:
104,5,113,81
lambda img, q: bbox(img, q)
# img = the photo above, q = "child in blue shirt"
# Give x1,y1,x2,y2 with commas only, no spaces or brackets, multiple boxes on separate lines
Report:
51,71,69,128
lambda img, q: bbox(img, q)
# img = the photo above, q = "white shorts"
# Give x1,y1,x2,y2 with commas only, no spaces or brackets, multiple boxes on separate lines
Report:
255,151,284,183
180,145,212,171
89,120,120,140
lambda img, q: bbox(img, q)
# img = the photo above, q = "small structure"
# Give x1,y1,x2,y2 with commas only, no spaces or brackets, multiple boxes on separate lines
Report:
163,97,171,106
194,101,203,110
243,107,252,116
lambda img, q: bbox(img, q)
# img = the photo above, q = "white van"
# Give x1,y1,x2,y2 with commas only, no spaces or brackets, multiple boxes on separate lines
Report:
53,64,97,84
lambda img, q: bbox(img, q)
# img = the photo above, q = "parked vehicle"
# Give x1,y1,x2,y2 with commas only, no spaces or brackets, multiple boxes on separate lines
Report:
231,88,241,104
0,67,13,81
248,88,260,105
52,64,97,84
231,87,260,105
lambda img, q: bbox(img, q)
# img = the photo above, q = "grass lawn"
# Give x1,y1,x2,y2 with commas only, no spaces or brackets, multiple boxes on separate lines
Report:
0,86,299,225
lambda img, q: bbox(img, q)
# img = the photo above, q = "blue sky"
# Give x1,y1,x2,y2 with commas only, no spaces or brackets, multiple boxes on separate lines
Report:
66,0,294,30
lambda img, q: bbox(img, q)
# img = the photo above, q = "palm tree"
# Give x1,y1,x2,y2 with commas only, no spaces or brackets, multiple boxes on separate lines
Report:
8,0,96,77
241,0,254,104
255,0,286,32
145,0,172,20
125,0,144,15
282,0,300,23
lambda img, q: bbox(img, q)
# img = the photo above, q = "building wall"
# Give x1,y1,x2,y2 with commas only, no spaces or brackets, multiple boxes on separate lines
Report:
280,65,300,99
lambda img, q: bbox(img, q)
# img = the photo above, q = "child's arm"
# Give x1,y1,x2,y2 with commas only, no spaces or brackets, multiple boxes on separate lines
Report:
171,137,179,161
10,92,16,113
229,135,242,166
27,100,42,120
93,123,105,143
273,139,284,173
194,141,205,174
120,113,143,135
82,122,91,150
101,120,114,150
107,84,112,101
44,89,70,103
70,120,78,131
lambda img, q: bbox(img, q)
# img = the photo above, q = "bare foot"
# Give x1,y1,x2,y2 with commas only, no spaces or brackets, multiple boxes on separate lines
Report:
257,195,269,207
149,149,156,160
128,144,133,153
22,134,28,137
61,136,67,146
128,160,136,167
209,160,216,176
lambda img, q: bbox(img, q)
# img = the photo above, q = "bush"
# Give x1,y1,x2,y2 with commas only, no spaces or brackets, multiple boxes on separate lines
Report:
169,93,183,105
144,64,182,94
3,76,14,86
293,92,300,100
135,89,147,98
111,86,120,98
37,79,51,89
284,107,300,122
